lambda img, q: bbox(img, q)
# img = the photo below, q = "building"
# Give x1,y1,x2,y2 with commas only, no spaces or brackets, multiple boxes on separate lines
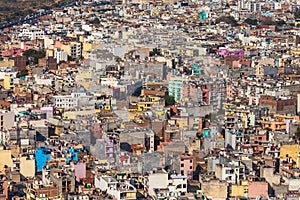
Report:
180,153,193,179
94,175,137,200
0,110,14,131
20,157,35,178
144,168,187,198
20,28,44,40
260,95,296,114
53,93,92,109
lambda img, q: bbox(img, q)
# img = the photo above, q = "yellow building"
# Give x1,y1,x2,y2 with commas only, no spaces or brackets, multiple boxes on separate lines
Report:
137,96,163,111
230,181,248,198
0,149,13,169
0,58,14,67
3,75,12,89
188,138,200,154
280,144,299,163
125,192,136,199
20,157,35,177
61,41,82,58
171,116,188,128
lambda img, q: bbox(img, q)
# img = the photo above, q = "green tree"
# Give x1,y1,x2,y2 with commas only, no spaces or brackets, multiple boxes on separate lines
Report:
16,69,29,78
132,86,142,97
91,18,100,24
150,48,162,56
23,49,46,65
295,10,300,18
215,16,238,26
295,126,300,142
164,94,175,106
244,18,258,25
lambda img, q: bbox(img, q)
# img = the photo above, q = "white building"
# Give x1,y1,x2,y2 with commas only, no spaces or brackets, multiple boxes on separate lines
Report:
145,168,188,198
54,49,68,63
20,28,44,40
94,175,137,200
53,93,92,109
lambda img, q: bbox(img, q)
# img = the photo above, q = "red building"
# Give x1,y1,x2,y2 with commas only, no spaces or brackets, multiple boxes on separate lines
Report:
260,95,296,114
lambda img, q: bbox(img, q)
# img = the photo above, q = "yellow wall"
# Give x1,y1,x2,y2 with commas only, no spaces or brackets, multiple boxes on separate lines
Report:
0,150,13,169
46,49,54,57
188,139,200,154
0,59,14,67
83,42,93,52
231,184,248,197
290,49,300,55
171,116,188,128
3,75,11,89
138,102,154,111
280,144,299,162
20,157,35,177
126,192,136,199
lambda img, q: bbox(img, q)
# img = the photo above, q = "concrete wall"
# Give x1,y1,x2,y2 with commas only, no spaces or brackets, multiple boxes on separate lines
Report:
201,179,228,199
0,150,13,169
248,181,268,198
20,157,35,177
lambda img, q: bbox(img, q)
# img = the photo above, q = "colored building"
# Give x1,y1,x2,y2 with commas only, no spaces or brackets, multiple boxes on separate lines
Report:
248,181,268,199
35,147,51,171
180,153,193,179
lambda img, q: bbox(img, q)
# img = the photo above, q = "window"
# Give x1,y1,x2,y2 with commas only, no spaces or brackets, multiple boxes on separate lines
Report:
190,166,192,169
183,184,186,188
181,164,184,167
181,170,184,175
190,160,192,163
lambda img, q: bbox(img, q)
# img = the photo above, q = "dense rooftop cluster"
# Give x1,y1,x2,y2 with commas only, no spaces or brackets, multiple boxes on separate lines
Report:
0,0,299,199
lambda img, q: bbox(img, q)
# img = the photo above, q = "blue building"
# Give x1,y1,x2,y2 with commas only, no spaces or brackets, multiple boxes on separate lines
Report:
35,147,51,171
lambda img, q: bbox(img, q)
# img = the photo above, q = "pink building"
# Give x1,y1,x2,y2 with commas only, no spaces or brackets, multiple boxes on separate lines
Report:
182,83,195,100
249,97,259,106
232,59,251,69
226,83,234,99
73,162,86,182
32,106,54,120
217,48,245,58
180,153,193,179
2,48,23,57
248,181,268,198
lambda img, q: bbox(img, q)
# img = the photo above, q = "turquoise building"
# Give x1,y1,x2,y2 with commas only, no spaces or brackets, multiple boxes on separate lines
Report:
168,79,183,101
199,11,207,21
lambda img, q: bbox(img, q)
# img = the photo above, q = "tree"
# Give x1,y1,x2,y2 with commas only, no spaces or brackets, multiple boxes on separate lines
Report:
23,49,46,65
164,94,175,106
150,48,162,57
91,18,100,25
295,126,300,142
16,69,29,78
244,18,258,26
295,10,300,18
132,86,142,97
215,16,238,26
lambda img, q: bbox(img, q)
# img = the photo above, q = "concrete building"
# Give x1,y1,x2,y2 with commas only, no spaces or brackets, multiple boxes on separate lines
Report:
248,181,269,199
0,110,14,131
144,168,187,198
94,175,137,200
180,153,193,179
20,157,35,178
53,93,92,109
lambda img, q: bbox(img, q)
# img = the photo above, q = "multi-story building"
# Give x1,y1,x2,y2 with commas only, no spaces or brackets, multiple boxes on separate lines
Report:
61,41,82,58
0,110,14,131
20,28,44,40
94,175,137,200
180,153,193,179
53,93,92,109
